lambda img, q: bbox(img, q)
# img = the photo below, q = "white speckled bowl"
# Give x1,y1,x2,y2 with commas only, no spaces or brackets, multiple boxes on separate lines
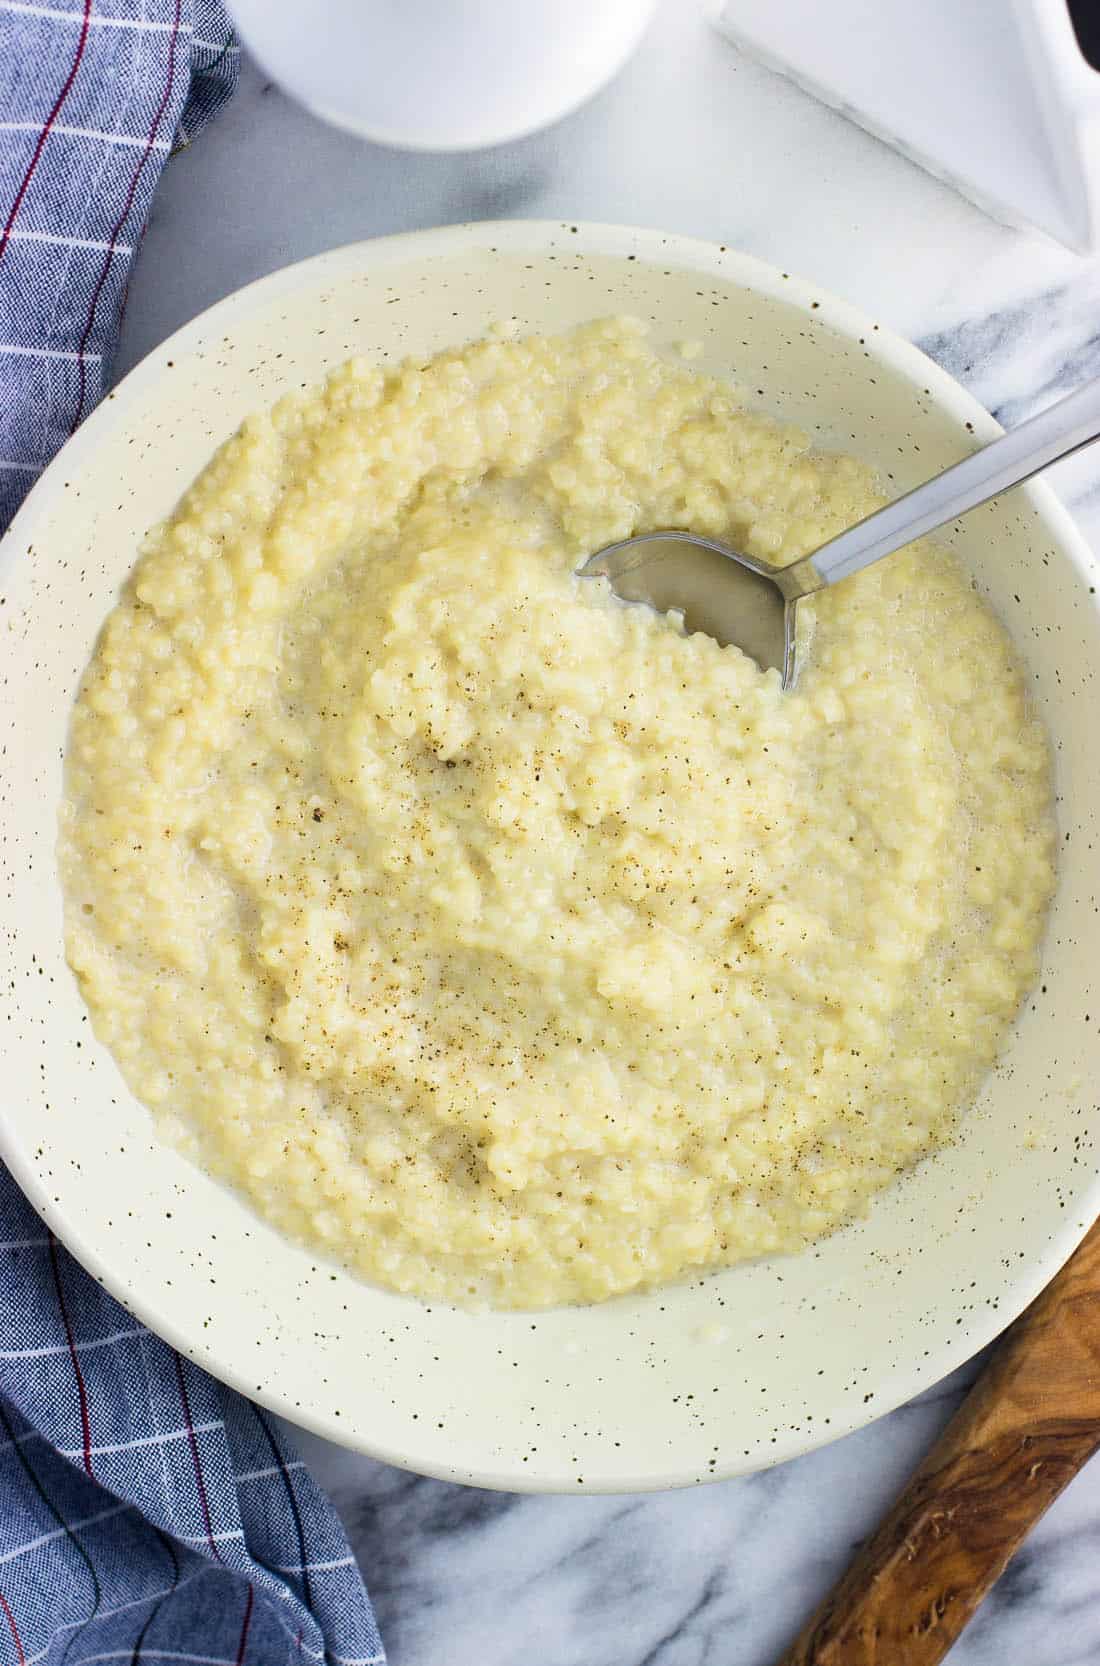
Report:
2,223,1098,1492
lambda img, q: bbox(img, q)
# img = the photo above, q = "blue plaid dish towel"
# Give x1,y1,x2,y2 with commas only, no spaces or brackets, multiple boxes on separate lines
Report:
1,0,237,526
0,5,385,1663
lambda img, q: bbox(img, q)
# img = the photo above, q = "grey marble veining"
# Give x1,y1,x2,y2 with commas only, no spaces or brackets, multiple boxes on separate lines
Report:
115,2,1100,1659
919,271,1100,427
285,1356,1100,1666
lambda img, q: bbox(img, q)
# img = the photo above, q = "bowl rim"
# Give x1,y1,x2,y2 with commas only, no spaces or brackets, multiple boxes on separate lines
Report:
4,218,1099,1490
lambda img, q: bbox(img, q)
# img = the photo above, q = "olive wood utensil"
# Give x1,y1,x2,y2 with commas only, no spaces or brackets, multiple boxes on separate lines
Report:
776,1217,1100,1665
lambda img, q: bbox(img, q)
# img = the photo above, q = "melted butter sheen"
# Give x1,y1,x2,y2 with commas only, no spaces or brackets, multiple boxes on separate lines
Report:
60,320,1056,1308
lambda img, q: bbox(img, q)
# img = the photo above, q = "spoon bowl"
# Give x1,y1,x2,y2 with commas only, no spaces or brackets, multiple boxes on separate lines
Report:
579,530,796,681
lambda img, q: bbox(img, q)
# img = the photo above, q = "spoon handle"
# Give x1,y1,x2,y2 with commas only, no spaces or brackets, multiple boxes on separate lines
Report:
774,1216,1100,1666
785,377,1100,595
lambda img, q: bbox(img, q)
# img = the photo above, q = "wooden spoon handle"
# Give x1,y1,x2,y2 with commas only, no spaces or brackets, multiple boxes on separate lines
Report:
777,1217,1100,1666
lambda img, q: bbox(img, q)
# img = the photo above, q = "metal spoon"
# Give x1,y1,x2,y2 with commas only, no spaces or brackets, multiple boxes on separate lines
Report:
579,378,1100,687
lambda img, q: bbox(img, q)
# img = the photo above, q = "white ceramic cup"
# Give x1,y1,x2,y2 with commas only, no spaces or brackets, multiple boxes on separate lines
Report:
228,0,658,151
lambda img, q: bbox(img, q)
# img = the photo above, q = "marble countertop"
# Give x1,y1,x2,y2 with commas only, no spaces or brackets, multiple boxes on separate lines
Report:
115,4,1100,1661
